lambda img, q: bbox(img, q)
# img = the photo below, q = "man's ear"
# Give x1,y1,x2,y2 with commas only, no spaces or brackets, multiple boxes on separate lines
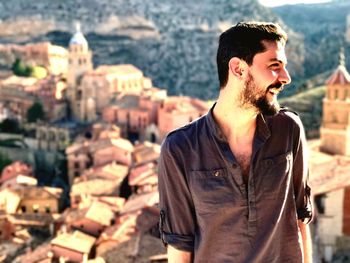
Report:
228,57,247,79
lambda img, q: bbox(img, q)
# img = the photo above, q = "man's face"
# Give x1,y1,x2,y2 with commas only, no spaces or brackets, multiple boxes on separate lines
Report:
239,41,291,116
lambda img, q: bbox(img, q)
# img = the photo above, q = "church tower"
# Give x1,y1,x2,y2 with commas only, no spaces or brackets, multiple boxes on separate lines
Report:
67,23,93,120
320,49,350,155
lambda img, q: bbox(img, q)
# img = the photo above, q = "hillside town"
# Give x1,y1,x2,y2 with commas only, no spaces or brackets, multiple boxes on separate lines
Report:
0,23,209,262
0,19,349,263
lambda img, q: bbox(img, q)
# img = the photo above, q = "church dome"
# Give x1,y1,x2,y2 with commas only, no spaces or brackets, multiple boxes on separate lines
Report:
69,22,88,47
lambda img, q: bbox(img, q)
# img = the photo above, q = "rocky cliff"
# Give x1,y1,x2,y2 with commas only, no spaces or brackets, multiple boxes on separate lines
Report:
0,0,304,99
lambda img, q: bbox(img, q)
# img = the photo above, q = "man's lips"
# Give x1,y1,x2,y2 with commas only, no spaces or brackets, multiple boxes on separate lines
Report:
267,83,284,95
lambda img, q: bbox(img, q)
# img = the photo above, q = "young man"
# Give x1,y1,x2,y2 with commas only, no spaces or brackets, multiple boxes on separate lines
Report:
158,22,313,263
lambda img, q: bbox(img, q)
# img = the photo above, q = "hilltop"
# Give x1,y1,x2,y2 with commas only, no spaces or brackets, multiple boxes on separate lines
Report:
280,86,326,138
0,0,304,100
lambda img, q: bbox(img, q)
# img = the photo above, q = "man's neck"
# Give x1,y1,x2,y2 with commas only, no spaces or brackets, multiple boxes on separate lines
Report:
213,91,258,143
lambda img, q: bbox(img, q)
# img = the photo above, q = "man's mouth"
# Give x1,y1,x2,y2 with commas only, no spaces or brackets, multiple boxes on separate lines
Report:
267,84,284,96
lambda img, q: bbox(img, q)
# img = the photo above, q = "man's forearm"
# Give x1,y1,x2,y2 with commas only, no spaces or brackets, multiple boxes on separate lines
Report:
168,245,193,263
298,220,312,263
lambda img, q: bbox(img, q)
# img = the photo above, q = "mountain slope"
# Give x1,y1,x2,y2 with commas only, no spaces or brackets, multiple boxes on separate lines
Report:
0,0,304,99
280,86,325,138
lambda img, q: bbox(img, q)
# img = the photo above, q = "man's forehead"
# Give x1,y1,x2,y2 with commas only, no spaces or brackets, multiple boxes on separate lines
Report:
253,41,288,64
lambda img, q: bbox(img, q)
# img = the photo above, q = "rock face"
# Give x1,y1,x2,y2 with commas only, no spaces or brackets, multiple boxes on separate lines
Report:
0,0,304,99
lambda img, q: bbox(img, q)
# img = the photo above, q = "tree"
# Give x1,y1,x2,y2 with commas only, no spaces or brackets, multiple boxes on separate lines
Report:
12,58,33,77
27,102,45,123
0,119,21,133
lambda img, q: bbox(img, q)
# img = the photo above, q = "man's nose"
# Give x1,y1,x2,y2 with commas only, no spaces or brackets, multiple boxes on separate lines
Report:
279,67,291,85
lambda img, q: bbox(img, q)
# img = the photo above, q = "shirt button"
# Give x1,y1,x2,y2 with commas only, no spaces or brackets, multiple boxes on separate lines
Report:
214,171,220,177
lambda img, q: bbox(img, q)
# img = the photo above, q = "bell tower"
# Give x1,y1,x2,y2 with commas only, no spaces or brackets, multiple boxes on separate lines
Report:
67,22,93,120
320,49,350,155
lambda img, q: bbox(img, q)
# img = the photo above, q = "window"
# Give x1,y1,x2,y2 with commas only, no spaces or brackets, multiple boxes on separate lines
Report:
33,204,39,213
74,171,80,178
45,206,51,213
334,89,338,100
21,206,26,213
315,194,326,214
74,162,79,169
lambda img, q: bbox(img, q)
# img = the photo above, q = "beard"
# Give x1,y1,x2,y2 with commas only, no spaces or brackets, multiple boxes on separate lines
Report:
240,72,282,116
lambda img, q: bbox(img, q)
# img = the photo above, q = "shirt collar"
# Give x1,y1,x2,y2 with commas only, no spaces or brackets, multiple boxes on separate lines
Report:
206,102,271,143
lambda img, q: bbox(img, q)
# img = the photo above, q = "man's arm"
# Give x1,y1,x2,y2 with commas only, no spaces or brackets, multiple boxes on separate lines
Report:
298,220,312,263
168,245,193,263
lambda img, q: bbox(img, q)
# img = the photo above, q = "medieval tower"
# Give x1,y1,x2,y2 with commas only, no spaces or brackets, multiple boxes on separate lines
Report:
320,49,350,155
67,23,93,121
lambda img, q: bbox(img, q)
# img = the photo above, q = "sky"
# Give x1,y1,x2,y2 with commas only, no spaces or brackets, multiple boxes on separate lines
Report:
258,0,332,7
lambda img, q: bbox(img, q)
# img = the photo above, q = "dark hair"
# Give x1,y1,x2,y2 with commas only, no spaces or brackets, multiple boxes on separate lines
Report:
216,22,288,88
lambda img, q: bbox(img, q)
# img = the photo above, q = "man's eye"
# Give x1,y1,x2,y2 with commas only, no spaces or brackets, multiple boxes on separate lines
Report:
269,64,280,68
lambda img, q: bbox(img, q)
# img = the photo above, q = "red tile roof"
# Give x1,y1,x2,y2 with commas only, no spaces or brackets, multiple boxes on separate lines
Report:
326,65,350,86
51,230,96,254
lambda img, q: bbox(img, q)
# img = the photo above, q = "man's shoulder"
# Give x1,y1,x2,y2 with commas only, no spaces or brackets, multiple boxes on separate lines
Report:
272,108,304,129
167,115,207,141
162,115,207,150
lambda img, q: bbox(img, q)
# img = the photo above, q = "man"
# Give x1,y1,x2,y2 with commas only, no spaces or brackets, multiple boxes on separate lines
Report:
158,22,313,263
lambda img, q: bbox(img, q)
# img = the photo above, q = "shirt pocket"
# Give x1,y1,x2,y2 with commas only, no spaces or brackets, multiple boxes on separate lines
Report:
189,168,238,213
261,151,293,198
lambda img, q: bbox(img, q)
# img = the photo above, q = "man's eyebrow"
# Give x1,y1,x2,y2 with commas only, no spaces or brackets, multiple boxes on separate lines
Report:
268,58,288,65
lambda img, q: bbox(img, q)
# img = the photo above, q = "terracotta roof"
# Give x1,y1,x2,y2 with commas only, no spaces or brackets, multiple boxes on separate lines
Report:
14,186,62,200
133,142,161,165
1,161,33,183
95,64,143,77
98,213,137,243
0,188,21,213
65,141,90,155
7,213,54,226
0,174,37,188
51,230,96,254
309,140,350,195
326,65,350,86
129,162,158,187
89,138,134,153
78,196,125,213
121,191,159,215
110,94,140,109
161,96,210,114
84,201,115,226
80,162,128,182
71,178,121,197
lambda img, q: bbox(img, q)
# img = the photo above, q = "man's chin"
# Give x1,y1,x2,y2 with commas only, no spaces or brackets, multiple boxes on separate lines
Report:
256,99,280,116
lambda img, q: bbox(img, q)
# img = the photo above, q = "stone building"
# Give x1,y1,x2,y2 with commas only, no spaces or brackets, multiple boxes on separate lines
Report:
0,42,68,76
310,50,350,262
102,88,166,142
320,50,350,155
0,75,37,122
157,96,210,140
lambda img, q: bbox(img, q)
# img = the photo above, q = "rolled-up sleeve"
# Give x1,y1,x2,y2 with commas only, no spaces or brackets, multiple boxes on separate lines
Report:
158,136,195,252
291,115,313,224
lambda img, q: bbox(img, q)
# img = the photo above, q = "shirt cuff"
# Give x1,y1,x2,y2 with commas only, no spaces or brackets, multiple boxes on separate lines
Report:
297,185,313,224
162,232,194,252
